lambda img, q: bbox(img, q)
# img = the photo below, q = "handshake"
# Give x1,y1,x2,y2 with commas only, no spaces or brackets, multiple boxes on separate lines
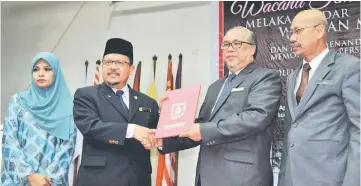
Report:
133,96,203,150
133,123,202,150
133,125,162,150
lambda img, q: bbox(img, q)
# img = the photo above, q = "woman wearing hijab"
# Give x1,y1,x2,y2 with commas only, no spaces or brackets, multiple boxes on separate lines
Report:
1,52,76,186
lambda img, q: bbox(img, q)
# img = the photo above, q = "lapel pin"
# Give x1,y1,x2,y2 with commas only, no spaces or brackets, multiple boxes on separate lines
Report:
134,96,138,100
108,95,111,98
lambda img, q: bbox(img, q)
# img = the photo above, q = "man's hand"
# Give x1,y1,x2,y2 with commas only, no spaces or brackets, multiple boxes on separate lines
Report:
27,173,52,186
134,125,156,149
156,138,163,148
179,123,202,141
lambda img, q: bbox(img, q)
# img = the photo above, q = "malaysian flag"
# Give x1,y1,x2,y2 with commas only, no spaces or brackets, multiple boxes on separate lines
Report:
156,54,179,186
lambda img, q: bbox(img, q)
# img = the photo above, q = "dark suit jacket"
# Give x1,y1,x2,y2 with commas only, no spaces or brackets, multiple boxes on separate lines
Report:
161,62,282,186
73,83,159,186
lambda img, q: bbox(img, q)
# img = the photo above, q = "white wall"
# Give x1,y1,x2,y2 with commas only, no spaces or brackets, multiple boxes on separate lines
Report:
1,1,215,186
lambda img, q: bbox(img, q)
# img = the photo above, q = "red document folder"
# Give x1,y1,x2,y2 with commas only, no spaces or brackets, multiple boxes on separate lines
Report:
155,85,201,138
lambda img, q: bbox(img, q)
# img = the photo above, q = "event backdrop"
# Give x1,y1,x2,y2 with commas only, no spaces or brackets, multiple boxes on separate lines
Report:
219,0,360,180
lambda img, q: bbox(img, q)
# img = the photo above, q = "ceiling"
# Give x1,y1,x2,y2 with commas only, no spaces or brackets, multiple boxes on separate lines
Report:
2,1,56,9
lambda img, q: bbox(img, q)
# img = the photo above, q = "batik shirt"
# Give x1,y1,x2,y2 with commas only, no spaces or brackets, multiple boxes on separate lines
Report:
1,94,76,186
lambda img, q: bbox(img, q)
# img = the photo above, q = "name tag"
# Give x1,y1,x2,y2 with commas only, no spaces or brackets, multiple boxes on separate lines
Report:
231,87,245,92
139,107,152,112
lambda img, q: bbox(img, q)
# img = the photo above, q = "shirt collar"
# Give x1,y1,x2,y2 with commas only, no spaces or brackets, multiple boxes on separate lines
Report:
228,68,244,76
302,48,329,70
112,84,129,98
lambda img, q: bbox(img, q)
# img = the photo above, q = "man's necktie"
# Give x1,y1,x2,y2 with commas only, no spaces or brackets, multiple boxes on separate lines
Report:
296,63,311,104
212,73,237,113
116,90,129,117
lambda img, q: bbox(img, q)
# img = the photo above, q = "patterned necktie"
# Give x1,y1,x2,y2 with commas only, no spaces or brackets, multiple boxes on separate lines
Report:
116,90,129,116
296,63,311,104
212,73,237,113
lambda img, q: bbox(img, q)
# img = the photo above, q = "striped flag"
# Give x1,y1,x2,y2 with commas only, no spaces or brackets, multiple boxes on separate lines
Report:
133,61,142,91
93,60,101,85
156,54,178,186
147,56,158,186
172,53,183,185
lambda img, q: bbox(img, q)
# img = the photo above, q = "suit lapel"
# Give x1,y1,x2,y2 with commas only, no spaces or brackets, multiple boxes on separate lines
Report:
205,79,225,121
209,62,256,120
128,87,142,121
295,51,335,117
100,83,129,121
287,65,301,121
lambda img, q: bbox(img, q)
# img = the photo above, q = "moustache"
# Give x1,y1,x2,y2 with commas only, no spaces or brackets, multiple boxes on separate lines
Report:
107,72,120,76
291,42,301,48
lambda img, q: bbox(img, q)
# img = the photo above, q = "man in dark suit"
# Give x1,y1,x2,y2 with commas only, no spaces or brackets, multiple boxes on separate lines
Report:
73,38,159,186
157,26,282,186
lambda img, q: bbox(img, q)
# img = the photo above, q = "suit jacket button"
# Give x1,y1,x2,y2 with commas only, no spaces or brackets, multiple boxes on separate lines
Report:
290,142,294,147
293,123,298,128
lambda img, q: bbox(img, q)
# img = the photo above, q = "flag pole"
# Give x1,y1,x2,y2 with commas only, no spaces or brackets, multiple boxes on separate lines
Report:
94,60,101,85
85,60,89,78
173,53,183,186
153,55,157,80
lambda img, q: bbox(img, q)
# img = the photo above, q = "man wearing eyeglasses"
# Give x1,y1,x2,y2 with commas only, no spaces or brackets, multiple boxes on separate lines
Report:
156,26,281,186
73,38,159,186
278,9,360,186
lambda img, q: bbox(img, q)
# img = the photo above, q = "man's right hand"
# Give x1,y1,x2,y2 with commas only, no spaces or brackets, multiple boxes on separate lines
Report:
134,125,156,150
27,173,52,186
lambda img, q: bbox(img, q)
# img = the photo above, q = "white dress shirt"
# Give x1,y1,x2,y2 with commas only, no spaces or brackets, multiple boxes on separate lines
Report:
112,85,136,138
294,48,330,95
211,68,244,113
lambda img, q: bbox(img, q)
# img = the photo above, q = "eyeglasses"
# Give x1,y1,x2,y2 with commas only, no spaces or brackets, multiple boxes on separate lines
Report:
103,60,130,66
289,24,321,36
220,41,253,50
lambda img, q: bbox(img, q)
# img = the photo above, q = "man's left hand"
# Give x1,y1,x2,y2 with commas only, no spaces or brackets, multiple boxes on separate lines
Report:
179,123,202,141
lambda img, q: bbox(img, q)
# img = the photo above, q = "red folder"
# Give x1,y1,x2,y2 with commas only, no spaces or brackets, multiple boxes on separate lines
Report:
155,85,201,138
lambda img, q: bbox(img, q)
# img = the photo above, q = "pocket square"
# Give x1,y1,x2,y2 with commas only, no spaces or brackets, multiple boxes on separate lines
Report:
139,107,152,112
231,87,245,92
317,80,332,85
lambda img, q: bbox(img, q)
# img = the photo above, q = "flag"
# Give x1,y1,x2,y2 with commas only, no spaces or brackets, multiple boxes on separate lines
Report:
156,54,178,186
147,80,157,100
147,57,157,100
68,60,88,186
147,56,158,186
93,60,101,85
173,53,182,185
133,61,142,92
175,54,182,90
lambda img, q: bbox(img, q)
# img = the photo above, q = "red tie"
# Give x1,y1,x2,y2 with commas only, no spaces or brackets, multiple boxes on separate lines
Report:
296,63,311,104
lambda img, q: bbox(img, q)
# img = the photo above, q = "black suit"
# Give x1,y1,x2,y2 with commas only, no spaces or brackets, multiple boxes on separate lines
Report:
73,83,159,186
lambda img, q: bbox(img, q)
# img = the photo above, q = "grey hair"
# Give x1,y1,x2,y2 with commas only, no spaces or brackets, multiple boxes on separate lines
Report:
227,26,257,57
248,31,257,46
226,26,256,45
320,14,329,32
